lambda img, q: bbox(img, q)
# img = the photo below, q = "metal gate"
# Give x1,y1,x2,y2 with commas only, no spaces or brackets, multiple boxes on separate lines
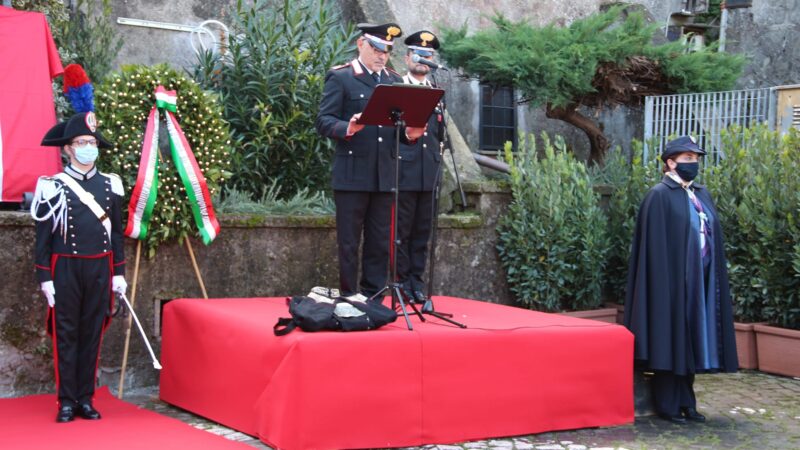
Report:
643,88,775,162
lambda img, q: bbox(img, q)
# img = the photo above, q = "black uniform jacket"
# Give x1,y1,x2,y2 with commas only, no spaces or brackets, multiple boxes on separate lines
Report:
398,74,442,192
316,59,412,192
34,165,126,283
624,175,738,375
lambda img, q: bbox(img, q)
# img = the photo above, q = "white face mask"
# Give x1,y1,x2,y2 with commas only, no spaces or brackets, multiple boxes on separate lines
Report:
73,145,99,165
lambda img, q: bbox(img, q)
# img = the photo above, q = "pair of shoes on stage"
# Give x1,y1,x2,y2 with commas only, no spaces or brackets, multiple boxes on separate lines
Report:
400,287,428,305
56,403,101,423
308,286,341,304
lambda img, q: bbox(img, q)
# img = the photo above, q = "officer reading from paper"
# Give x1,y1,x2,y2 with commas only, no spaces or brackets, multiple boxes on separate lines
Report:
31,112,127,423
316,23,426,300
396,30,444,304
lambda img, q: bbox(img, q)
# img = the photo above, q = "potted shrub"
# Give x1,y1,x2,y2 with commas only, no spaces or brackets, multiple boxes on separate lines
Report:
497,133,614,321
595,142,662,324
706,125,800,374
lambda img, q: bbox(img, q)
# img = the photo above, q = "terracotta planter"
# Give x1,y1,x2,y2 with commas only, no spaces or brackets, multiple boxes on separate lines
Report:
753,324,800,377
560,307,618,324
604,302,625,325
734,322,760,370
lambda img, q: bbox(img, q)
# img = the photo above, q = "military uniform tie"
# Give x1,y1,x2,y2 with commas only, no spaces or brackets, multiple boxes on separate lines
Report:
372,71,381,84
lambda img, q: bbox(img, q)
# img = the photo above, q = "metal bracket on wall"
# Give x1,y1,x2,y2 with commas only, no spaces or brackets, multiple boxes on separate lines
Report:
117,17,230,56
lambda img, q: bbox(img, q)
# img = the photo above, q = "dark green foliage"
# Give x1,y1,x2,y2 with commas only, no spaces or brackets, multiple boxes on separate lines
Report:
59,0,123,84
95,64,233,257
705,125,800,329
440,6,744,108
497,134,609,312
215,184,334,216
598,142,662,303
440,6,744,164
193,0,358,199
644,41,743,94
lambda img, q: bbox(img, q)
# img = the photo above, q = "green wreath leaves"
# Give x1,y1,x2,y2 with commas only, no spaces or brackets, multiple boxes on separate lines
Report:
95,64,232,257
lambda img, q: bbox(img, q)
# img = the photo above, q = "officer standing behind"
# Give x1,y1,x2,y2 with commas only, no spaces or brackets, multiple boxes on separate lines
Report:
31,112,127,423
396,30,443,304
316,23,425,298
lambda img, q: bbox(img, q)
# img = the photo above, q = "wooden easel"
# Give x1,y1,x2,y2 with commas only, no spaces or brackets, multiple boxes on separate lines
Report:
117,129,210,399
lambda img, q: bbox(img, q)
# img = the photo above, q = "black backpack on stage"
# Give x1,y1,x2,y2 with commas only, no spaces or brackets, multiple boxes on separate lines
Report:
273,296,397,336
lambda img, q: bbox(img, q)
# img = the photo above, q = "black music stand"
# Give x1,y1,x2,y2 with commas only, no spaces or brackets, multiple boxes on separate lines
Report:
361,83,443,330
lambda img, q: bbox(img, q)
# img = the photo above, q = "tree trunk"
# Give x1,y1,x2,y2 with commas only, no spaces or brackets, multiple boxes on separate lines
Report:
545,103,609,166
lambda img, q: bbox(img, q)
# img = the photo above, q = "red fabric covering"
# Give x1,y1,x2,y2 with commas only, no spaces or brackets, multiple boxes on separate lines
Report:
160,297,634,450
0,7,63,202
0,387,251,450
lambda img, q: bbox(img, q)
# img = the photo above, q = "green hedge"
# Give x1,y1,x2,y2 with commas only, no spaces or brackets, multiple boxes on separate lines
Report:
601,142,662,303
497,134,609,312
705,125,800,329
500,125,800,330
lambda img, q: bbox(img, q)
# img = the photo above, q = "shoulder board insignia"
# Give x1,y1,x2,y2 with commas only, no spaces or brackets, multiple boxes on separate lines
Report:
331,63,349,70
34,176,61,202
350,59,363,75
101,172,125,196
386,67,400,76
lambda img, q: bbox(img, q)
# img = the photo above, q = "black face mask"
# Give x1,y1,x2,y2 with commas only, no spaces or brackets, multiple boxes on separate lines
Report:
675,162,699,182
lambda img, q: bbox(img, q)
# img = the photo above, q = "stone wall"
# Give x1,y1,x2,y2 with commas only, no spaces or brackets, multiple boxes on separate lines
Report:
0,185,511,396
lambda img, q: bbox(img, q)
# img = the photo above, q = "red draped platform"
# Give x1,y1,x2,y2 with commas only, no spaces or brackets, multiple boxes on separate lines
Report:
159,296,633,450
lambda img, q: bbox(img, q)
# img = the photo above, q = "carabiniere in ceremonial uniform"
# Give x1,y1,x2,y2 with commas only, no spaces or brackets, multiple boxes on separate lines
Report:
316,23,423,298
396,30,444,304
31,112,127,423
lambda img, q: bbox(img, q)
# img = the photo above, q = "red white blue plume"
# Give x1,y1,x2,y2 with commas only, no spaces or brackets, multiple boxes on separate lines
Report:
62,64,95,113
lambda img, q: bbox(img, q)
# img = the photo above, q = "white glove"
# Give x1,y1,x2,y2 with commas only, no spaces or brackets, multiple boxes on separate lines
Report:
112,275,128,296
41,281,55,307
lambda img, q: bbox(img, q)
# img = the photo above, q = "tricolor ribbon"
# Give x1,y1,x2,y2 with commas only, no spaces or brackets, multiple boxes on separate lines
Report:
125,86,220,245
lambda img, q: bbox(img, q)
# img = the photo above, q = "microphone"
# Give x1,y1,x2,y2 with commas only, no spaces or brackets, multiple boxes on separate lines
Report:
411,54,449,71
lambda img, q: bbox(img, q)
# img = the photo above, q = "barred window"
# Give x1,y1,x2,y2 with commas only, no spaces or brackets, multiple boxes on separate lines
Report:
479,85,516,151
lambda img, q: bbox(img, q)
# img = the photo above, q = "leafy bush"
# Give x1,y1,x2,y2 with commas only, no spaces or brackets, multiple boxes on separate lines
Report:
497,134,609,312
58,0,123,84
193,0,358,199
598,142,662,302
95,64,233,257
705,125,800,329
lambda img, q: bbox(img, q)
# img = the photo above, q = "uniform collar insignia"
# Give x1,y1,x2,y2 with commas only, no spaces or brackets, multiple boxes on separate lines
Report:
65,164,97,181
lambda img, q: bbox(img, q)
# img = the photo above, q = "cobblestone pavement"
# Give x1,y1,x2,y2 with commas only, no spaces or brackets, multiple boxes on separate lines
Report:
123,370,800,450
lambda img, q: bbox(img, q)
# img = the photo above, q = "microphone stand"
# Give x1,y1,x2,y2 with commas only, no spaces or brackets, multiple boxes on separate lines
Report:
421,71,466,328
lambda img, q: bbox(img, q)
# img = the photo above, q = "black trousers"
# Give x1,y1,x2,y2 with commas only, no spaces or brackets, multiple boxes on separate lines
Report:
334,191,392,297
50,255,111,407
396,191,434,291
651,371,697,416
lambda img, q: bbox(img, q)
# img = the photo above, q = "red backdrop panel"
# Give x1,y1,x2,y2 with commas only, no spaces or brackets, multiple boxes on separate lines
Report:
0,7,63,202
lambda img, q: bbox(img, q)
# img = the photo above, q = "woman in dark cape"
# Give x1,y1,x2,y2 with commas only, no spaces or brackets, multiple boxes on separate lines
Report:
624,136,738,424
